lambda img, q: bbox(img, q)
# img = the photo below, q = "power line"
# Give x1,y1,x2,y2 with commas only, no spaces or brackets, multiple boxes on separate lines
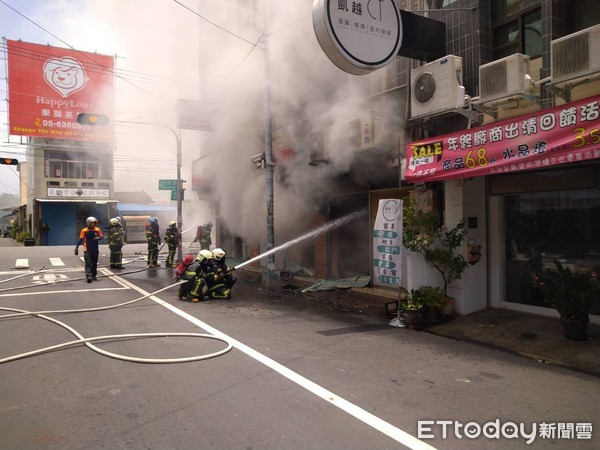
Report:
0,0,174,106
171,0,261,48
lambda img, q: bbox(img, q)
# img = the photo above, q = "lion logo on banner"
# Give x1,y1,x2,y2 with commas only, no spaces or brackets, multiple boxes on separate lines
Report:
43,57,89,98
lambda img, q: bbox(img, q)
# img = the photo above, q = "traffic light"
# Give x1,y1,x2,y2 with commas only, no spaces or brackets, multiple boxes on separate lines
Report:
0,157,19,165
77,113,109,126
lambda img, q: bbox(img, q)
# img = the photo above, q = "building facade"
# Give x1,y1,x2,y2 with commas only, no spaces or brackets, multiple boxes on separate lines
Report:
191,0,600,321
26,138,117,246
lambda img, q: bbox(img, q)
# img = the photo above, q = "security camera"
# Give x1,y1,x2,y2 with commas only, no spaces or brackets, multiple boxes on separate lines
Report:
251,153,266,169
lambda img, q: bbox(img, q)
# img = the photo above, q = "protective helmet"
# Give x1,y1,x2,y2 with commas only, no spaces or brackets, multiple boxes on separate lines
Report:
86,216,97,226
109,218,119,226
212,248,226,260
197,249,213,261
168,220,176,228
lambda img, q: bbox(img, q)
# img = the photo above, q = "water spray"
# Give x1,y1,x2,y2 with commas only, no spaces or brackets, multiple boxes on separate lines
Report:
234,210,366,270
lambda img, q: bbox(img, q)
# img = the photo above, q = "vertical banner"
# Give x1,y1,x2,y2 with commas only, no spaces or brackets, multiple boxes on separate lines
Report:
372,199,403,287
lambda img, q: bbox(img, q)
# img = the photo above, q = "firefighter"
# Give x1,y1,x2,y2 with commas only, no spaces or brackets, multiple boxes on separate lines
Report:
193,222,213,250
212,247,236,290
107,217,125,269
181,250,213,302
146,216,161,267
74,216,104,283
164,220,180,267
204,249,233,299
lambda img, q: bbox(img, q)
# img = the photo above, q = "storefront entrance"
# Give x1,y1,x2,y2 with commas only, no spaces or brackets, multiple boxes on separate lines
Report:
492,164,600,315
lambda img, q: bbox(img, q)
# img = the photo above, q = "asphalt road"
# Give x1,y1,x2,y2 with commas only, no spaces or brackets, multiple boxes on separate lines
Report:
0,243,598,449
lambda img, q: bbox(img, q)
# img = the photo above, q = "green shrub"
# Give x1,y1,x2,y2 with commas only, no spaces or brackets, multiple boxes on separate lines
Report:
16,231,31,243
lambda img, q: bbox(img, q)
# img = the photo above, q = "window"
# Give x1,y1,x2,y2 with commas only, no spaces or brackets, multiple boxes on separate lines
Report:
434,0,458,8
567,0,600,33
492,1,542,59
44,150,110,180
504,188,600,315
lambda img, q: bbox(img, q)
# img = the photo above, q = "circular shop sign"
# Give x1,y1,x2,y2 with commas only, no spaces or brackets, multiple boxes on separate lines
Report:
312,0,402,75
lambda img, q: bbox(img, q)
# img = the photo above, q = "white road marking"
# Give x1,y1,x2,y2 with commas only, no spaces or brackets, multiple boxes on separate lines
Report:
0,268,128,297
0,286,130,298
113,275,436,450
32,273,69,284
49,258,65,266
14,259,29,269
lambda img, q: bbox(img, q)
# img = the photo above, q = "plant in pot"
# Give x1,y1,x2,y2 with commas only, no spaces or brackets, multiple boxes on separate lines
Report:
418,285,447,325
402,198,469,303
532,260,599,341
400,287,426,329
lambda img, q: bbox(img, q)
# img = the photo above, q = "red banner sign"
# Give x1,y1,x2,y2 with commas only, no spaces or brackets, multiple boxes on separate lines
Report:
7,40,114,142
405,95,600,182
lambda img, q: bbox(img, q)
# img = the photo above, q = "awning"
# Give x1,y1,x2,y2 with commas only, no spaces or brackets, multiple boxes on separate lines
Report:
404,94,600,183
36,199,118,204
117,203,176,214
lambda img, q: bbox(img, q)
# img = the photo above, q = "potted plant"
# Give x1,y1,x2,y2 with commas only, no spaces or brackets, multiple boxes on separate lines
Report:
402,198,469,298
418,285,447,325
532,260,599,341
400,287,426,329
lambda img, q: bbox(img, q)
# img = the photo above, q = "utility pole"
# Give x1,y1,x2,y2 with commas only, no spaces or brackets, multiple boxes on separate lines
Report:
115,120,183,263
261,1,279,289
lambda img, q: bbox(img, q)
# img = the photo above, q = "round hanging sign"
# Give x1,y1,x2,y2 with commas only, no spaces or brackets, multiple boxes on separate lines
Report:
312,0,403,75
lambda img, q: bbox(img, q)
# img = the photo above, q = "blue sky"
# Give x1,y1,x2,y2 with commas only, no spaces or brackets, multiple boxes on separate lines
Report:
0,0,210,198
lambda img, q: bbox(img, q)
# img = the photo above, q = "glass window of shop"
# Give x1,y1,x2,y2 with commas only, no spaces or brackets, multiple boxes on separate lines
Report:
567,0,600,33
492,1,542,59
492,165,600,315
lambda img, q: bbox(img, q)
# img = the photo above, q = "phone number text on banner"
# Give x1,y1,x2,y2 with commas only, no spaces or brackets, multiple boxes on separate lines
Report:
405,95,600,182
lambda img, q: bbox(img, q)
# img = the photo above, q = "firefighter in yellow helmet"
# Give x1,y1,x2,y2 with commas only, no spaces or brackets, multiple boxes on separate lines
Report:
182,250,213,302
108,217,125,269
164,220,180,267
205,248,235,299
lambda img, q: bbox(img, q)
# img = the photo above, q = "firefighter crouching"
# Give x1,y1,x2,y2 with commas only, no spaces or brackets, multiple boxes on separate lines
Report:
178,250,213,303
205,248,235,299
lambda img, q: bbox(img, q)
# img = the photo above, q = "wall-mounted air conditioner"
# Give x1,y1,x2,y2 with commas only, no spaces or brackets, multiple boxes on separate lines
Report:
410,55,466,119
479,53,534,103
551,24,600,85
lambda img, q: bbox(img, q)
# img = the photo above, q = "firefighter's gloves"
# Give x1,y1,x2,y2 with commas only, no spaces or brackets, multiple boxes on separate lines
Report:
74,248,79,256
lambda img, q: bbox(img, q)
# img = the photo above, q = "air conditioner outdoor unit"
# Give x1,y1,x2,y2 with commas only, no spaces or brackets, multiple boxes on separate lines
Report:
479,53,534,103
551,24,600,85
411,55,466,119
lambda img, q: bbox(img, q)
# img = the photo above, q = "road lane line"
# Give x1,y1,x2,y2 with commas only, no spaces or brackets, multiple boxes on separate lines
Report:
0,287,130,298
15,259,29,269
113,275,436,450
49,257,65,266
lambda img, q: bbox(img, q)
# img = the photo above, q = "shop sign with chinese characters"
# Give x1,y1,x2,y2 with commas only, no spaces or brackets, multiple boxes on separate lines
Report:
7,39,114,143
372,199,403,288
405,95,600,182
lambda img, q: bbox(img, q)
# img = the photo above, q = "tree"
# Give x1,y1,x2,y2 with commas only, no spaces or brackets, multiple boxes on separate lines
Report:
402,198,469,296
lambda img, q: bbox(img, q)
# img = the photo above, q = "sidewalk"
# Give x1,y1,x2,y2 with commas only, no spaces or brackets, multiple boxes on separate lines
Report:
0,237,20,247
274,272,600,377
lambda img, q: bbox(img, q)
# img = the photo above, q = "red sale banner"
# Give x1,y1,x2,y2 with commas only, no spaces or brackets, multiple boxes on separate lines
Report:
7,39,114,143
405,95,600,182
